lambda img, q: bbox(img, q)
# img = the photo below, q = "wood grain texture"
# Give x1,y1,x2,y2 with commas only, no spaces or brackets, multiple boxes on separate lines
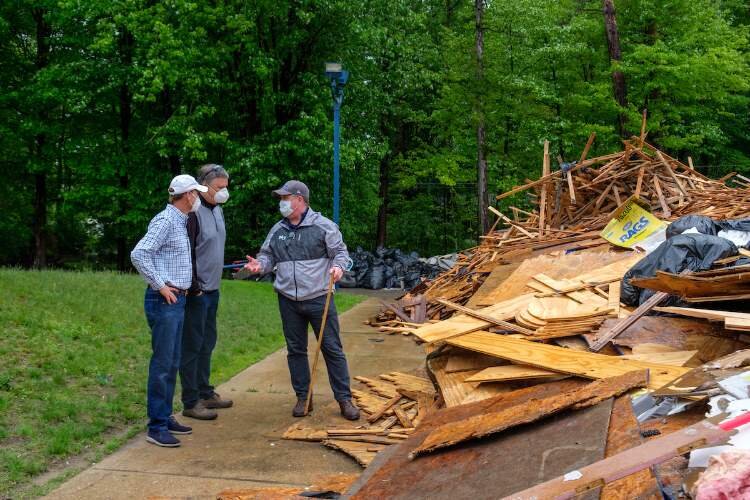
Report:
413,293,535,343
600,396,661,500
448,331,688,390
409,370,647,458
464,364,561,383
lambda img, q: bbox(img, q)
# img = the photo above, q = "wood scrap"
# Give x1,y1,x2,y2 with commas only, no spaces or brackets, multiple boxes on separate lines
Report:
464,364,562,383
447,331,688,390
409,370,647,458
589,291,669,351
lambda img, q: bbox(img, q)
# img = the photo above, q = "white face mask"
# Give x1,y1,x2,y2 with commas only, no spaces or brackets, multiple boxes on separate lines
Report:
279,199,294,218
190,193,202,213
214,187,229,204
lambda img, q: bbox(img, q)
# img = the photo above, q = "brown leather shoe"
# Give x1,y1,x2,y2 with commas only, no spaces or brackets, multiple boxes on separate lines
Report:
182,401,218,420
339,400,360,421
201,392,233,409
293,396,312,417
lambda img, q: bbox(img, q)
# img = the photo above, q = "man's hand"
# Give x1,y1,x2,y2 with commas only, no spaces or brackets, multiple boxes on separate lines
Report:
244,255,262,274
329,266,344,283
159,286,180,304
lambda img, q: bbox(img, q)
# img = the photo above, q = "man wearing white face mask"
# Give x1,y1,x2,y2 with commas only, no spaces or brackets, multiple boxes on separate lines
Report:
180,164,234,420
131,174,207,447
244,180,360,421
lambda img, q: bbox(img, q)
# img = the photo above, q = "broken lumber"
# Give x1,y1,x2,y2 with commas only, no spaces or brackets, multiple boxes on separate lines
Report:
409,370,647,458
447,331,688,390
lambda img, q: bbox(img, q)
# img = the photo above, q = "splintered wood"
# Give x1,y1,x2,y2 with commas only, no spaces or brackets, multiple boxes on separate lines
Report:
409,370,647,458
282,371,436,467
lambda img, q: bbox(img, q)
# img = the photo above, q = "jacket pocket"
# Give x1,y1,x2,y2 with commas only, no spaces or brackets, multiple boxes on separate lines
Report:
274,261,296,298
293,258,329,299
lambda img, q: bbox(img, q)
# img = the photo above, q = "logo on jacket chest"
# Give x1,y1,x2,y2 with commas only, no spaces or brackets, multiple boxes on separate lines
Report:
277,232,297,242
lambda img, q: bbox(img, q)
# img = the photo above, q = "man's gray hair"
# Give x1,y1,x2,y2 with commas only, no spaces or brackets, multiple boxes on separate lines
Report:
197,164,229,185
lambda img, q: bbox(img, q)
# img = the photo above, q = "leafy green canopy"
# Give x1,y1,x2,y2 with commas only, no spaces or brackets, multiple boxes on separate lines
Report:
0,0,747,266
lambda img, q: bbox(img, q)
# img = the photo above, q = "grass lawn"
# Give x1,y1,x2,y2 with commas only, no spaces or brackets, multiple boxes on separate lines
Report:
0,269,364,498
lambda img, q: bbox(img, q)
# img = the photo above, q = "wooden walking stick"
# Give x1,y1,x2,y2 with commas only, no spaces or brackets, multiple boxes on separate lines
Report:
304,272,336,415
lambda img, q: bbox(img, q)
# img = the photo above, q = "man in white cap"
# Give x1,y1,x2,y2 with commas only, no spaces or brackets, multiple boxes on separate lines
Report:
131,174,208,447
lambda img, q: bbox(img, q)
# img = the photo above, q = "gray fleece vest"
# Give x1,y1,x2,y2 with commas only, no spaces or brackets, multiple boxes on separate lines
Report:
194,203,226,291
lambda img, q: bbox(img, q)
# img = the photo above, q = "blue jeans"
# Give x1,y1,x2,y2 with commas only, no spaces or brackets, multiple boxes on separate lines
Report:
180,290,220,409
144,288,186,432
277,293,352,401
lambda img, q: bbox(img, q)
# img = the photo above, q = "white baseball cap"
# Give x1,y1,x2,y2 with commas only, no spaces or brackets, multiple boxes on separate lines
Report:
168,174,208,195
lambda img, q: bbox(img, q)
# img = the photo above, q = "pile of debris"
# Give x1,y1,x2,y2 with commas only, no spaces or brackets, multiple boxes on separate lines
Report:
325,133,750,498
282,371,436,466
370,133,750,327
340,247,455,290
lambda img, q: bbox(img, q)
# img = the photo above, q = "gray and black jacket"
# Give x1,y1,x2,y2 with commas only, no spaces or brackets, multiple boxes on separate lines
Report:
257,208,350,301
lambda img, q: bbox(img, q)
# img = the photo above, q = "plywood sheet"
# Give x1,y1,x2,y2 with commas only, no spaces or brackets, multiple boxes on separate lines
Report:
348,379,608,500
448,331,688,390
588,316,747,363
413,293,534,343
410,370,645,457
600,396,661,499
464,365,561,383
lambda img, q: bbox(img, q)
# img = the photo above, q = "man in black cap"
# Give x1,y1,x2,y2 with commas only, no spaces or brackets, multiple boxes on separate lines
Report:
244,180,360,420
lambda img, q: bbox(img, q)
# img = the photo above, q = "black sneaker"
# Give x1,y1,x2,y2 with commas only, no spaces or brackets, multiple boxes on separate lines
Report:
146,430,181,447
167,416,192,435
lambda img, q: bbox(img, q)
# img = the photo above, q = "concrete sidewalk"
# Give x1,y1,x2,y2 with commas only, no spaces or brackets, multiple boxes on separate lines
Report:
46,294,424,499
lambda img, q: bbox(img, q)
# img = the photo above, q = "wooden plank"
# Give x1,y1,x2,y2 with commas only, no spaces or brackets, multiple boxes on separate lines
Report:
589,291,668,352
354,376,400,399
652,176,671,217
504,416,733,499
282,423,328,442
444,350,504,373
487,206,536,239
393,406,414,429
620,350,700,367
599,396,662,499
539,140,550,237
725,316,750,331
656,151,688,197
464,364,562,383
409,370,647,458
447,331,688,390
322,439,382,467
435,297,536,335
367,395,403,424
654,306,750,322
634,164,645,198
608,283,621,316
413,293,535,344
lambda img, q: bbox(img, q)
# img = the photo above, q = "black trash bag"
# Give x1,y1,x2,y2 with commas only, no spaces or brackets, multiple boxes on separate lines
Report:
364,264,386,289
339,271,357,288
718,218,750,233
621,233,738,306
666,215,719,239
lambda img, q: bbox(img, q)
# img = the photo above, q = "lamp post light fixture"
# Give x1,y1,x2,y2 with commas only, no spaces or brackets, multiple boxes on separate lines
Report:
324,62,349,225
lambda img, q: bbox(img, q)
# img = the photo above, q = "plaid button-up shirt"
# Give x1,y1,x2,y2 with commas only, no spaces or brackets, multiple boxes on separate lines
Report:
131,204,192,291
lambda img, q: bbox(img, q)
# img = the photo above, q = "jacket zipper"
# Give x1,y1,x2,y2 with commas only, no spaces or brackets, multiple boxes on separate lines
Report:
292,230,298,300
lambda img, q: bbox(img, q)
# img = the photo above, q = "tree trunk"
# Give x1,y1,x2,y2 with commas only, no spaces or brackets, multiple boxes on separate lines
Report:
160,88,181,175
117,28,134,271
475,0,490,235
602,0,627,136
32,8,51,269
376,155,389,248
